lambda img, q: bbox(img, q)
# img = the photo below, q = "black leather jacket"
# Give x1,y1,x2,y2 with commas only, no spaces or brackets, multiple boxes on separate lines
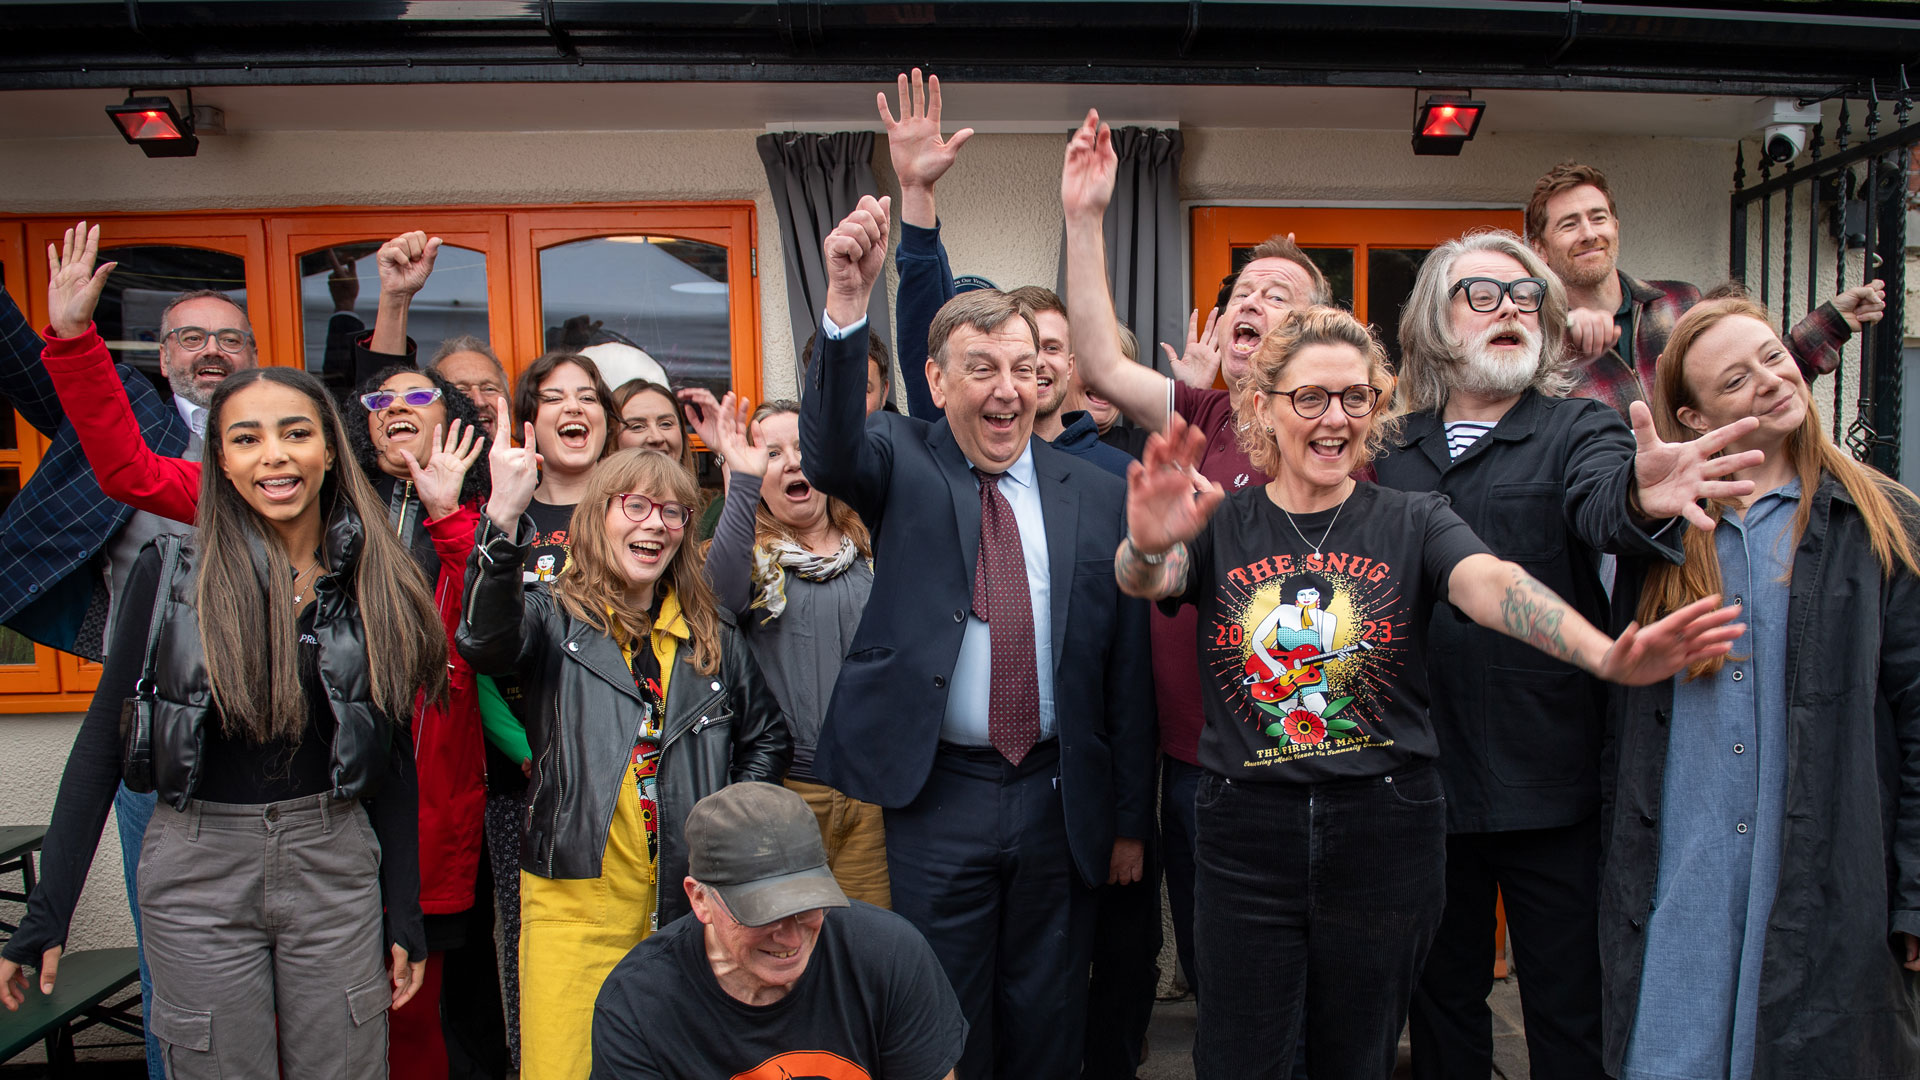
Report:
151,504,396,809
455,512,791,928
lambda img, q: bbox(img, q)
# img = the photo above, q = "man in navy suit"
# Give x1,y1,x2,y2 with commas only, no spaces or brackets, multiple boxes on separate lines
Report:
799,194,1154,1080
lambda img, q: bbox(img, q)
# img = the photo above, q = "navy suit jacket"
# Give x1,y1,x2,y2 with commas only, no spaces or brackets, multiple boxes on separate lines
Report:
799,324,1155,886
0,286,188,657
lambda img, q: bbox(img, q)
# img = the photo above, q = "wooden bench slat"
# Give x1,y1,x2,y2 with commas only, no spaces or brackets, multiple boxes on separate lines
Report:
0,826,46,867
0,947,142,1062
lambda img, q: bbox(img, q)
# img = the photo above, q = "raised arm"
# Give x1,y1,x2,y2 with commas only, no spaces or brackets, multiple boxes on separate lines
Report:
1447,553,1743,685
799,196,898,518
43,222,200,523
702,393,769,617
1061,110,1177,434
1113,411,1224,602
1786,279,1884,380
881,68,972,421
368,231,441,359
0,284,56,438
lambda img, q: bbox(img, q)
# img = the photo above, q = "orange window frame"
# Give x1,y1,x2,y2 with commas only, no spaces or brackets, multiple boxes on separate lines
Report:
0,201,760,712
1190,204,1526,331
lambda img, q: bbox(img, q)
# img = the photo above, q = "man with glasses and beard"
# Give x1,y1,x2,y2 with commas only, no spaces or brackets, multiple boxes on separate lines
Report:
1373,230,1766,1080
0,226,259,1080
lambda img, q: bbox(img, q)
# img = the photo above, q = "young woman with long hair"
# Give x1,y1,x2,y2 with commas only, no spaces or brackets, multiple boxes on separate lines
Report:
705,395,888,905
1603,297,1920,1079
0,356,448,1077
458,412,791,1080
613,377,696,471
26,226,495,1079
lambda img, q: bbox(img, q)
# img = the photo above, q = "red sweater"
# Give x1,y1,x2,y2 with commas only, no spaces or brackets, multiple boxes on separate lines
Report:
41,324,487,916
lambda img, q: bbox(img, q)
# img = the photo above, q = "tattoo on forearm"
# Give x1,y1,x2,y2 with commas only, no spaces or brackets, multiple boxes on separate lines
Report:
1500,571,1577,665
1116,540,1189,600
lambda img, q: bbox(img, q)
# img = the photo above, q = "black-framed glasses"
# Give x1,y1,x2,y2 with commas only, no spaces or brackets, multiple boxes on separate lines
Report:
1270,384,1383,419
163,326,251,353
1449,276,1548,313
612,493,693,531
360,387,444,411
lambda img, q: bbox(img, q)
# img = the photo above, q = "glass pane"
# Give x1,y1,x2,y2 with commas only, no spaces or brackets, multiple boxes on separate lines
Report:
299,243,491,397
1230,245,1354,311
1367,248,1433,369
96,246,249,399
0,399,16,452
0,626,33,666
538,236,732,399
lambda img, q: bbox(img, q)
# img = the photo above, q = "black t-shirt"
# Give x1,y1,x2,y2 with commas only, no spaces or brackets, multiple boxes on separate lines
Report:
524,497,577,584
1166,482,1489,782
591,902,966,1080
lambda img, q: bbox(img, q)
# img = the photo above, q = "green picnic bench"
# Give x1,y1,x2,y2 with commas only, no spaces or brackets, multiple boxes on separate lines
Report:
0,824,46,938
0,947,144,1074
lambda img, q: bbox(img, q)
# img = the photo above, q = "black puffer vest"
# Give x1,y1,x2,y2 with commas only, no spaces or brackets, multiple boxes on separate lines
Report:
149,504,395,809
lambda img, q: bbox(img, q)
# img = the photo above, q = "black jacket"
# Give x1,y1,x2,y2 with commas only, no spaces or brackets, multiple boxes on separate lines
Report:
455,513,791,928
1600,474,1920,1077
1374,391,1681,832
152,503,398,808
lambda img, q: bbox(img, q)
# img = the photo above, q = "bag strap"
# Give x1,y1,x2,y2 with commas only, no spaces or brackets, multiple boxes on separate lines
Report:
134,535,183,696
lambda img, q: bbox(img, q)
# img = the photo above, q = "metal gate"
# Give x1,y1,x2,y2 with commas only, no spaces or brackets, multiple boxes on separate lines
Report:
1730,82,1918,479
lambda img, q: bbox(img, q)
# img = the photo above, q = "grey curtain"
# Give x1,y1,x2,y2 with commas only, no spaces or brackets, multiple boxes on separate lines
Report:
1058,126,1185,375
757,131,892,371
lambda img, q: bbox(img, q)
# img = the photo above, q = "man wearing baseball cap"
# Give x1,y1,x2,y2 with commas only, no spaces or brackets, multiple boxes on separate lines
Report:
591,783,967,1080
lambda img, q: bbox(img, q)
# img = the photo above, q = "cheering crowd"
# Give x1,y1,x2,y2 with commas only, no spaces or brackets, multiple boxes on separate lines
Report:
0,70,1910,1080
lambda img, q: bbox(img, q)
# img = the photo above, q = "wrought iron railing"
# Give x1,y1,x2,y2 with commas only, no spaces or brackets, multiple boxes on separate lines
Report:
1730,78,1918,478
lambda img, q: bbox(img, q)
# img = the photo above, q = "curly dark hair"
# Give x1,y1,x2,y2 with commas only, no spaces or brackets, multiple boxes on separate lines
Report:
343,364,492,505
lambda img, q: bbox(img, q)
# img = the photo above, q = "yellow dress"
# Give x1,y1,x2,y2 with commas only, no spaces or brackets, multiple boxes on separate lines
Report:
518,592,687,1080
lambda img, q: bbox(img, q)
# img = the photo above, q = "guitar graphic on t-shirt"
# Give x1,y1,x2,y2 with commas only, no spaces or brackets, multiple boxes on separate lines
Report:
1241,639,1375,702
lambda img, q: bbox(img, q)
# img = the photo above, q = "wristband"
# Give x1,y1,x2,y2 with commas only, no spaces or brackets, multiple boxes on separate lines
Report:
1127,536,1168,566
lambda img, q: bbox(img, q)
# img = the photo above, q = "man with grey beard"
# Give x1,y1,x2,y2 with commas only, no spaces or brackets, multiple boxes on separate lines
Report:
1371,230,1763,1080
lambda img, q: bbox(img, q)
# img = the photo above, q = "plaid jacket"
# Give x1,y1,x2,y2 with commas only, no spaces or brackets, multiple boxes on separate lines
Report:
1569,271,1850,418
0,286,188,656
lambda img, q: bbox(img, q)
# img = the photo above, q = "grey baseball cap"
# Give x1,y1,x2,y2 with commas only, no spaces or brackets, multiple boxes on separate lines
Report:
686,782,849,928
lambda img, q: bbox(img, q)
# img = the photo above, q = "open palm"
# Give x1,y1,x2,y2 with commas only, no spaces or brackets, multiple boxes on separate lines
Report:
1630,400,1765,529
1126,412,1224,554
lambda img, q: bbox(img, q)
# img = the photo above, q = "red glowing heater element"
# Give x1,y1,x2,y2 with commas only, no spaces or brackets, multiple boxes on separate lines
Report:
104,95,199,158
1411,94,1485,156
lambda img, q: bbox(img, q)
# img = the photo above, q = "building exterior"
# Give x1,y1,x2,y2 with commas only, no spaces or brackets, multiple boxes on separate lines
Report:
0,0,1914,952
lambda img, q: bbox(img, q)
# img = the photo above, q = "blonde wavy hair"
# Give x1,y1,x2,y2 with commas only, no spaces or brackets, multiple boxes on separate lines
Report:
555,448,723,675
1234,306,1402,476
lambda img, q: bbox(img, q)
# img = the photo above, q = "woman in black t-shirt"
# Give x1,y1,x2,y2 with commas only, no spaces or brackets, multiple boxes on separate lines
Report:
1114,307,1743,1078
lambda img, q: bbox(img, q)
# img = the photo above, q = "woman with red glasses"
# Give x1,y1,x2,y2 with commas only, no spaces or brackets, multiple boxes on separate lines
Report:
457,422,790,1080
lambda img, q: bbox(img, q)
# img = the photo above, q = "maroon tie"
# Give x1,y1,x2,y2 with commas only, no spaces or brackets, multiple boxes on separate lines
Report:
973,469,1041,765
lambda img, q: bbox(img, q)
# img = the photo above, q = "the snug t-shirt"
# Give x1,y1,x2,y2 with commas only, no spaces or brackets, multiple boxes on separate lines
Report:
591,902,966,1080
524,498,577,584
1166,482,1489,782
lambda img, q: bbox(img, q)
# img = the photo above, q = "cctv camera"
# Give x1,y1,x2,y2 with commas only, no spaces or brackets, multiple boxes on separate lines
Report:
1751,97,1821,166
1763,123,1808,164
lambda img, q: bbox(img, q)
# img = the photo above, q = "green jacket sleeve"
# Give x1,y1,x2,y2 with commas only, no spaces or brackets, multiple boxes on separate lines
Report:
477,673,532,764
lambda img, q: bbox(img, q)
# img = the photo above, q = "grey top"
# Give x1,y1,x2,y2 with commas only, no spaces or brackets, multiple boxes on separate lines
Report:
99,428,201,654
1622,478,1799,1080
706,480,872,780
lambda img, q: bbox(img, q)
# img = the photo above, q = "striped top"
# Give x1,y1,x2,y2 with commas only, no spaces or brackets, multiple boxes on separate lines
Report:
1444,420,1497,459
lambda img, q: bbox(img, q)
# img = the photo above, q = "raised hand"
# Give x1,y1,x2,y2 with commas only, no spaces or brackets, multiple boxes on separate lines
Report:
400,417,484,519
1126,411,1225,555
376,231,442,299
710,392,770,479
484,396,542,531
46,222,117,340
1163,307,1223,389
1061,109,1117,225
676,386,723,450
879,68,974,226
823,194,892,329
1831,278,1887,332
1566,308,1622,364
1595,593,1744,686
1628,400,1765,530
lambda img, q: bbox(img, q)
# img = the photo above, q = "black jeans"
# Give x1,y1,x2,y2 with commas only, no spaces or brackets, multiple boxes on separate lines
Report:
1407,818,1606,1080
1082,831,1162,1079
1161,756,1203,994
1193,764,1447,1080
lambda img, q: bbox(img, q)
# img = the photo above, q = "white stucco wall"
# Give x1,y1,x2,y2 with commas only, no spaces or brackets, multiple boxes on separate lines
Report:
0,714,134,953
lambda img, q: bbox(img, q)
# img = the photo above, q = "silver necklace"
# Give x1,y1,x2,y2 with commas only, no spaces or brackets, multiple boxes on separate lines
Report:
291,557,324,604
1281,486,1353,558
